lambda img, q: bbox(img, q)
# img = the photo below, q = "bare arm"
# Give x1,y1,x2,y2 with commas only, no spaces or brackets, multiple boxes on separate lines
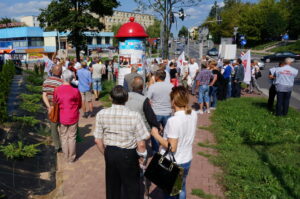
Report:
95,138,105,154
151,128,178,152
42,92,51,113
209,74,217,86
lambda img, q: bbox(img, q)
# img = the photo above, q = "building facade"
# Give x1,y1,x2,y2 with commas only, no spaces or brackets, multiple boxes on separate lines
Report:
99,11,155,31
0,27,113,62
20,16,40,27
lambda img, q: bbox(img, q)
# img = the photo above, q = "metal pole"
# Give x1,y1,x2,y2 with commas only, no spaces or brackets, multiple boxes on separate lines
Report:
199,37,203,60
187,30,190,58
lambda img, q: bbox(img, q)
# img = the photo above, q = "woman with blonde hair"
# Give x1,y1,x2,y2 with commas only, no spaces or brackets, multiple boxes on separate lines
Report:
151,86,197,199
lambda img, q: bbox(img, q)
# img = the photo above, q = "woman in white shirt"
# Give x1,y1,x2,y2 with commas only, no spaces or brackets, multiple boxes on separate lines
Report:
151,86,197,199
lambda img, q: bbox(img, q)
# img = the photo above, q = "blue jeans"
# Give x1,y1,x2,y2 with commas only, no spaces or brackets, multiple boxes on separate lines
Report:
198,85,210,103
164,161,192,199
226,78,232,98
209,86,218,108
151,115,170,153
92,78,102,91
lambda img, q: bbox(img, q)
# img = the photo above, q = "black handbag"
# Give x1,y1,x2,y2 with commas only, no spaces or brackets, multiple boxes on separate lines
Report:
144,144,184,196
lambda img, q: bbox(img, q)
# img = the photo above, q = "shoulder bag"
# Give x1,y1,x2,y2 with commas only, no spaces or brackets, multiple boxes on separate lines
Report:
48,104,59,123
144,144,184,196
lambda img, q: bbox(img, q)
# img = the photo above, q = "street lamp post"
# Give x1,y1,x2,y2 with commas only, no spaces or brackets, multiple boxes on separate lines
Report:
233,26,238,44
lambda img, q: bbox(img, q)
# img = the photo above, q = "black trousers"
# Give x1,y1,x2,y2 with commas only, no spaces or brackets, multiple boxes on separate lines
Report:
104,146,140,199
233,82,242,97
268,84,277,110
276,91,291,116
218,82,227,101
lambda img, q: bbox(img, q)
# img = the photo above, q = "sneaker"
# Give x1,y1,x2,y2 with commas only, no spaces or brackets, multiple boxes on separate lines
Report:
210,107,216,110
199,110,204,114
207,109,211,114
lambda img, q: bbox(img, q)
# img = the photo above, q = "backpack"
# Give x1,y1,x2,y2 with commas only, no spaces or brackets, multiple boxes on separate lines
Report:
255,71,262,79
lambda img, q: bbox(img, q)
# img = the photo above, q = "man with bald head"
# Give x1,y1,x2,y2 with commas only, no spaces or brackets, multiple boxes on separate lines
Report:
42,65,64,153
125,76,160,149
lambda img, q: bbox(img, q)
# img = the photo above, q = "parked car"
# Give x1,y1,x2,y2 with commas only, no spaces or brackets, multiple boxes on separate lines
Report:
207,48,218,56
257,61,265,70
175,48,182,55
261,51,300,63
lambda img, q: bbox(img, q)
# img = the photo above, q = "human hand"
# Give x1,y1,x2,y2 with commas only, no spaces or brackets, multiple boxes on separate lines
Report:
48,106,53,114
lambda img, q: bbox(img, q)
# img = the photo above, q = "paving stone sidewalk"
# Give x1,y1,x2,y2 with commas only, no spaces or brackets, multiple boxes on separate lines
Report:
51,98,224,199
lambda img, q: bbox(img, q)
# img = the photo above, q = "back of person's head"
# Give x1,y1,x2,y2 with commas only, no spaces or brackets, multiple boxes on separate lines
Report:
223,59,230,65
62,69,74,83
155,70,166,81
131,76,144,92
170,86,192,115
237,58,242,64
201,61,207,69
209,60,217,68
279,61,285,66
110,85,128,105
131,64,139,72
81,62,87,68
285,57,294,65
169,62,174,67
52,65,62,76
159,63,166,71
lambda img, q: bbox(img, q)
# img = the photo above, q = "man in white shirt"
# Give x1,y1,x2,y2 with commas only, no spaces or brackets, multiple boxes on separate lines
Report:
188,58,199,95
91,58,104,100
74,57,81,70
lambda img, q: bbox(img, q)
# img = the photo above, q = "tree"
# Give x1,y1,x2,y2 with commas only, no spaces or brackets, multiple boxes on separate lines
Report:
146,19,161,38
135,0,202,59
178,26,188,38
38,0,119,60
111,23,122,46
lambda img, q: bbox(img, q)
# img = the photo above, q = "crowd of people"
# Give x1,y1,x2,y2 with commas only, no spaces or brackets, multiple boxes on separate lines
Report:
41,53,298,199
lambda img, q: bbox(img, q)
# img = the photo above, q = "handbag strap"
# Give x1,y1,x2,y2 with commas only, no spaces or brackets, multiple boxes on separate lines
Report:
162,143,177,163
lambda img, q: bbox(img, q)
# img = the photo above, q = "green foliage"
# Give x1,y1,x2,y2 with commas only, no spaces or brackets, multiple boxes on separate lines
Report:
270,40,300,54
0,61,16,122
111,23,122,46
100,80,115,107
252,41,280,50
26,75,43,86
0,141,40,160
192,189,216,199
26,85,42,93
146,19,161,38
205,0,290,44
38,0,119,59
13,116,40,127
178,26,188,38
19,93,42,113
210,97,300,199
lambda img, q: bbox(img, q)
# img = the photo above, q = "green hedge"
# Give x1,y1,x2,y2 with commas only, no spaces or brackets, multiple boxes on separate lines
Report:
210,97,300,199
0,61,16,122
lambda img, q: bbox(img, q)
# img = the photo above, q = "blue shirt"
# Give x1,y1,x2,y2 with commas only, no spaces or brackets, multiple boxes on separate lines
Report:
77,67,92,92
223,65,232,79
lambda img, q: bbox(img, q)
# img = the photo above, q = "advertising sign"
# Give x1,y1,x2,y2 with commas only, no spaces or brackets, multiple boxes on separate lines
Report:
118,39,146,85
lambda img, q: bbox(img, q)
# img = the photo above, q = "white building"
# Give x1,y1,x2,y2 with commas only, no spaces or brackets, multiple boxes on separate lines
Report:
20,16,40,27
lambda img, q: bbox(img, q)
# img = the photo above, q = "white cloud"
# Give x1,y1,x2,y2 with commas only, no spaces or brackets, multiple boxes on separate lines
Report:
0,1,50,18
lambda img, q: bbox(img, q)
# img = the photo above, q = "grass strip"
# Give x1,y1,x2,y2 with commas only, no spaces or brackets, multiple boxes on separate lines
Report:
270,40,300,54
210,97,300,199
192,189,217,199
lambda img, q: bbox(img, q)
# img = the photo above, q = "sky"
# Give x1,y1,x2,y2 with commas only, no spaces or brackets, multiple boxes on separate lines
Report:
0,0,258,36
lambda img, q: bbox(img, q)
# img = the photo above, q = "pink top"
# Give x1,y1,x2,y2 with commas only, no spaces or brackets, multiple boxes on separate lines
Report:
54,85,82,125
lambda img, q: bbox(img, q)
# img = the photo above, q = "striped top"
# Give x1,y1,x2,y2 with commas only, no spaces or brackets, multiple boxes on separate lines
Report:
42,76,63,105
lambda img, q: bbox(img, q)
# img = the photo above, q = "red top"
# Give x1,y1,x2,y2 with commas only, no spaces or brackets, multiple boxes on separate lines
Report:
115,17,148,38
54,85,82,125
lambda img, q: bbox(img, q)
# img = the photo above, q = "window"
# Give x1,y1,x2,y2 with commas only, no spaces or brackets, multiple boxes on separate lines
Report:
105,37,110,44
87,37,93,45
97,37,102,44
28,37,43,47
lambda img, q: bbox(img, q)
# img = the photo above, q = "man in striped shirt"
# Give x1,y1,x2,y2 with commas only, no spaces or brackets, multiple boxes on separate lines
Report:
42,65,63,152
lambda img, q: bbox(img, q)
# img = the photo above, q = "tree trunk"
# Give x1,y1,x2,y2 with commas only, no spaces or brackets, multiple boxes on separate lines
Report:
75,47,80,61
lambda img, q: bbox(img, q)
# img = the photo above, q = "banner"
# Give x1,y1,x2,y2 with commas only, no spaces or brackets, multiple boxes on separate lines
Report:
177,51,185,68
241,50,251,84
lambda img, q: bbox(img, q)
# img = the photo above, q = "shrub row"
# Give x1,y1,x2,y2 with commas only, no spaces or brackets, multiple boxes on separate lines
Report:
0,61,16,122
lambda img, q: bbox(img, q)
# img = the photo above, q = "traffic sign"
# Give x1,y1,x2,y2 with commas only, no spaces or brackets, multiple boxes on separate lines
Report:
240,39,247,46
282,34,289,40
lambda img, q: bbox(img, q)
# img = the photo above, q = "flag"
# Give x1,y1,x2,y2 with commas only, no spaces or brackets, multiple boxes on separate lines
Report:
177,51,185,68
241,50,251,84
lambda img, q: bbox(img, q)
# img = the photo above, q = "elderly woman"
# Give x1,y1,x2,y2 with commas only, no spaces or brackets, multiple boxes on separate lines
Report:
151,86,197,199
54,69,82,162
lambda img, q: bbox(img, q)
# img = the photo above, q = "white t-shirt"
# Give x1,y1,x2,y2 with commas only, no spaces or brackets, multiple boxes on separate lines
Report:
161,110,197,164
74,62,81,70
92,64,104,79
164,69,171,83
188,63,199,79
